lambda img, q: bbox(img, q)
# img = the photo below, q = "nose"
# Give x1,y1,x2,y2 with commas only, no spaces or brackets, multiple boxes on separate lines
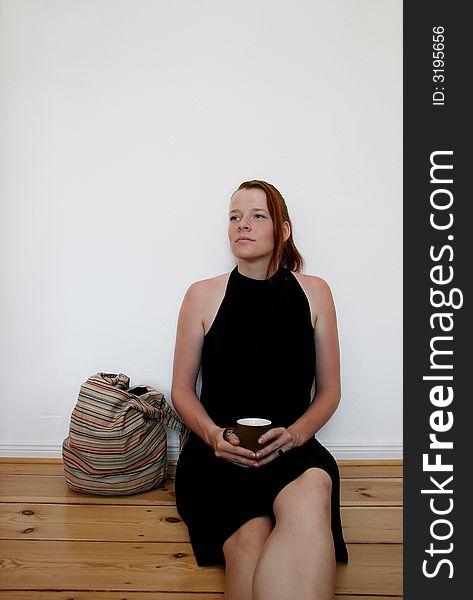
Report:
238,217,251,231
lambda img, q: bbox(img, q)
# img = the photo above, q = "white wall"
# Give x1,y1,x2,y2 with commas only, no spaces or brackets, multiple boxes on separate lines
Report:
0,0,402,459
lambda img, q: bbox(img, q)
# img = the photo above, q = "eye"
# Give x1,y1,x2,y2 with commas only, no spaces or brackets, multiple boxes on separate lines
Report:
253,213,267,219
229,215,240,222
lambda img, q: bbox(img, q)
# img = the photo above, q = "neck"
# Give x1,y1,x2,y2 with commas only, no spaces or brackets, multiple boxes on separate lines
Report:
236,258,277,280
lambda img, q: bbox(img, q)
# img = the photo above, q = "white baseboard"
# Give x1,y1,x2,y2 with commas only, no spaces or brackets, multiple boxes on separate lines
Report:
0,441,402,461
324,442,403,460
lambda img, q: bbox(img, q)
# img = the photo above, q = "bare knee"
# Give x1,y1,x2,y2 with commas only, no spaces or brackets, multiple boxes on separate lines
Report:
274,468,332,522
223,516,273,560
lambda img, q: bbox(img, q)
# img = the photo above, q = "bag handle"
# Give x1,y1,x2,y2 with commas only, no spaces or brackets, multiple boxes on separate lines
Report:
128,385,189,449
92,373,189,449
96,372,130,389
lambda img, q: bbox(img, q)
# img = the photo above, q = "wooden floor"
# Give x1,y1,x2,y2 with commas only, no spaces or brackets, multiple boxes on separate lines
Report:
0,458,402,599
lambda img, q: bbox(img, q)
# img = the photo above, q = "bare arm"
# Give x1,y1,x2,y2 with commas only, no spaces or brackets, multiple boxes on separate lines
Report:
255,276,341,464
171,282,219,445
171,280,258,466
288,276,341,445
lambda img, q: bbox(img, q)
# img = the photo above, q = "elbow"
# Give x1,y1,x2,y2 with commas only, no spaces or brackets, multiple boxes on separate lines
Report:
170,382,184,415
333,384,341,410
333,393,341,413
326,392,340,415
170,381,195,418
320,384,341,412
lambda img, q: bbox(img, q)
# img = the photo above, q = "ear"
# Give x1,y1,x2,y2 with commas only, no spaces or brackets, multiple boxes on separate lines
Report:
282,221,291,242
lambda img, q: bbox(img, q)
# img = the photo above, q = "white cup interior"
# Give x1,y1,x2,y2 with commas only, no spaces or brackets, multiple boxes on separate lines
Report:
237,418,271,427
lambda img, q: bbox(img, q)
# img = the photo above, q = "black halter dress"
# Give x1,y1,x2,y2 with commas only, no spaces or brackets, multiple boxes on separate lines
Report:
175,266,348,566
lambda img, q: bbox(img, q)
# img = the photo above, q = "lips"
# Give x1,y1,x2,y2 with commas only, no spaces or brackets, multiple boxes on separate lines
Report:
236,237,255,242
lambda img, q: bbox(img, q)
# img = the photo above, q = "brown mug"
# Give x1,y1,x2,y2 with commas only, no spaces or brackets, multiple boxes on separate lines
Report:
224,418,272,453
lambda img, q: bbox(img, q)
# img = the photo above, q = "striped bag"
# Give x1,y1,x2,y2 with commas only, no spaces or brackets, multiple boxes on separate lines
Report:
62,372,188,496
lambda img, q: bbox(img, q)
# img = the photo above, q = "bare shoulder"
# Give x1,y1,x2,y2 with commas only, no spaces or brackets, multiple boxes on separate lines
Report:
185,272,230,304
182,272,231,334
291,272,336,325
292,272,333,299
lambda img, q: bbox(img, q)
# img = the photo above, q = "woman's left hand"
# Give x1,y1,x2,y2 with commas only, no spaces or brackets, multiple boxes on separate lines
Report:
254,426,300,466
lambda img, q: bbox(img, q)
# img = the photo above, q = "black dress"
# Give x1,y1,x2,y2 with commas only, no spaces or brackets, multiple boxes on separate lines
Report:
175,265,348,566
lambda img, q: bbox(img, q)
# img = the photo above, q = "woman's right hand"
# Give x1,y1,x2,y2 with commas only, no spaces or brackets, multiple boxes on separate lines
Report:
209,426,259,467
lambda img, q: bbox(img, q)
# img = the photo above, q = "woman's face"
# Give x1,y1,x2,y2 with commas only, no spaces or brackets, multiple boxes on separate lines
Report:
228,188,275,263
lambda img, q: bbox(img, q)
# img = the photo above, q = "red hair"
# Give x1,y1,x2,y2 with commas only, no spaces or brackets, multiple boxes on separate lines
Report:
234,180,304,277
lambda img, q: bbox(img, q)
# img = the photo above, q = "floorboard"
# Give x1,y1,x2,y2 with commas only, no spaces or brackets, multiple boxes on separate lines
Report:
0,459,403,598
0,540,401,595
0,459,403,478
0,474,401,506
0,594,402,600
0,504,402,544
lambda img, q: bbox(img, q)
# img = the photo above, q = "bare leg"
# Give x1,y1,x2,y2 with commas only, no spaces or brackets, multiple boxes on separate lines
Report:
252,468,336,600
223,515,273,600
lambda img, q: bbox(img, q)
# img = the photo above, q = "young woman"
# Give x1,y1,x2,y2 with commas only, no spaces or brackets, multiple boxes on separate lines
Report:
172,180,348,600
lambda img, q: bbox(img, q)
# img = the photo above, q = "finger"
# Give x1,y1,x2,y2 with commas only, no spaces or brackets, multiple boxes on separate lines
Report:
257,428,291,452
256,436,290,460
224,443,257,461
256,446,285,467
227,433,241,446
257,427,283,446
222,427,243,446
223,450,258,467
222,427,237,442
